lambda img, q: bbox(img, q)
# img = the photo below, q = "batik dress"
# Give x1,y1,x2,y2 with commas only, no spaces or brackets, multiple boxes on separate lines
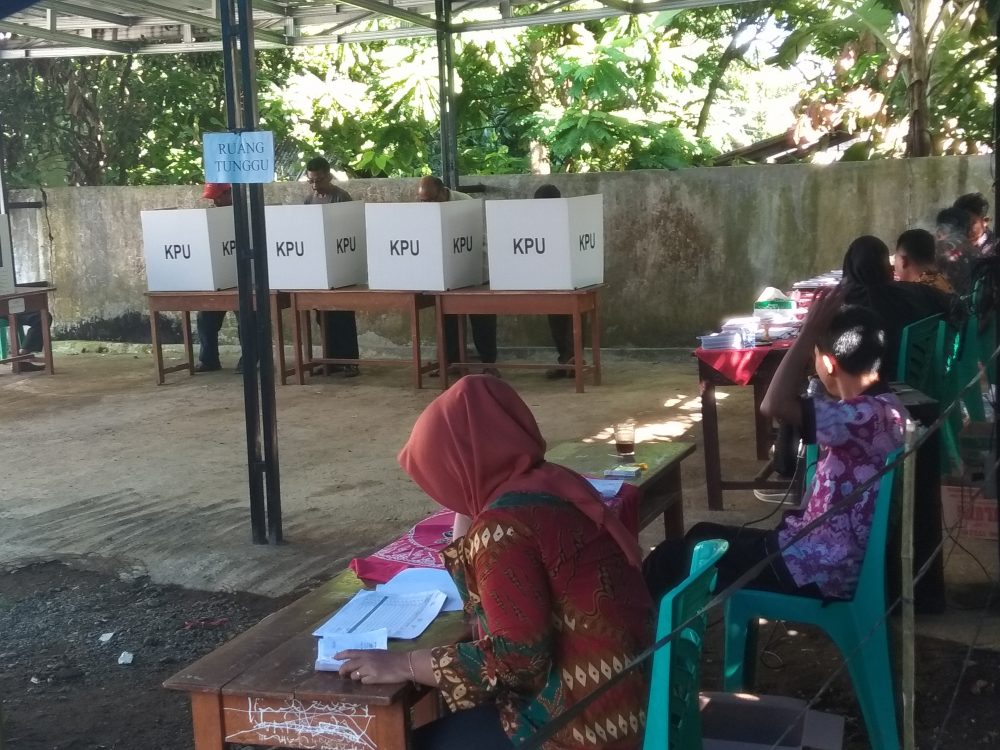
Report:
429,492,653,749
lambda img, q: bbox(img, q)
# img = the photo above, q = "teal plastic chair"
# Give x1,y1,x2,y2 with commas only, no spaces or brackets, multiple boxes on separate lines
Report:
0,318,23,361
723,448,902,750
643,538,728,750
943,315,986,422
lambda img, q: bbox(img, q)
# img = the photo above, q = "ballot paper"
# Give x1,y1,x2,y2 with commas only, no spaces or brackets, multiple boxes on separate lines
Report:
315,628,388,672
587,478,624,498
376,568,463,612
313,589,447,640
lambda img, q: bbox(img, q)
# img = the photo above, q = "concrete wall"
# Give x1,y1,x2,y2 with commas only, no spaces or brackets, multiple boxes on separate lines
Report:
9,156,992,348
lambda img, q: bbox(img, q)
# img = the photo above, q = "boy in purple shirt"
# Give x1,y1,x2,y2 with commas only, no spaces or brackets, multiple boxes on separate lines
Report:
644,289,906,602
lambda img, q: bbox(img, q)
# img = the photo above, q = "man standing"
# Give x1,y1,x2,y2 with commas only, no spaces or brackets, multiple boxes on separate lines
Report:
417,176,498,375
954,192,993,254
195,183,242,373
304,156,360,377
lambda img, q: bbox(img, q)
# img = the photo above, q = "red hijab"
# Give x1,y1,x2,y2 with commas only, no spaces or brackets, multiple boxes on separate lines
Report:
398,375,643,567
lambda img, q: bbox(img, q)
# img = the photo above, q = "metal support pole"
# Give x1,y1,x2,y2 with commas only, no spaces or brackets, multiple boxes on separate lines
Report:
900,420,917,750
435,0,458,188
994,11,1000,567
218,0,282,544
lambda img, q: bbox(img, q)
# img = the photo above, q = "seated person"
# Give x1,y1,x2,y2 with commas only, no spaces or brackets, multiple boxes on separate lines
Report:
336,375,652,750
936,206,978,294
13,311,50,372
953,192,993,255
894,228,954,293
644,294,906,603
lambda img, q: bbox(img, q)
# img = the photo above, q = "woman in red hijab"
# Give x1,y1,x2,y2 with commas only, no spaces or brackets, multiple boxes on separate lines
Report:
337,375,652,750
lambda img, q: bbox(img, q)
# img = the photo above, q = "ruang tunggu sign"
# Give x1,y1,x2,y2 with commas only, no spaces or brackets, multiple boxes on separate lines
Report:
203,131,276,184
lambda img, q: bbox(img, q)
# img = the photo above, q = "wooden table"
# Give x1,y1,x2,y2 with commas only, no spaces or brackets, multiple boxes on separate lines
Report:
697,346,791,510
145,290,293,386
291,287,438,389
433,285,603,393
546,440,696,539
1,286,55,375
165,568,468,750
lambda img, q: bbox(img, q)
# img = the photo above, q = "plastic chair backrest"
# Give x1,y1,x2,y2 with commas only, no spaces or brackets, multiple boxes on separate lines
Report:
643,538,728,750
896,314,943,390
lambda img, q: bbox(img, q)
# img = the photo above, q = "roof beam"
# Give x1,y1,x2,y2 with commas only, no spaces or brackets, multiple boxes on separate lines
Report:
35,1,133,27
108,0,287,45
0,19,134,53
595,0,635,12
253,0,289,15
306,0,441,30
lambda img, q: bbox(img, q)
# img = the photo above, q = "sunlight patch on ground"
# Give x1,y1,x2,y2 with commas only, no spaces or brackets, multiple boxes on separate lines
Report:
581,391,713,443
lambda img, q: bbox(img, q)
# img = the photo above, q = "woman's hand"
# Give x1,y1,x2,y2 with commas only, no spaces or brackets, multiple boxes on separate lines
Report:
800,286,846,343
336,650,412,685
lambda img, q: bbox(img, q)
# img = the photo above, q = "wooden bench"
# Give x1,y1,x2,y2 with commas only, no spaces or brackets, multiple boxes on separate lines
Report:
166,440,695,749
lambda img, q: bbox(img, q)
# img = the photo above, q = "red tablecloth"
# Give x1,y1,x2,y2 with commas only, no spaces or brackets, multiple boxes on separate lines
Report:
350,483,642,583
695,339,793,387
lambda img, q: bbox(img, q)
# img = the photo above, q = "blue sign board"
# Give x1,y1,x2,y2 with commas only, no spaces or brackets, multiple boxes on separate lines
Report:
203,131,275,184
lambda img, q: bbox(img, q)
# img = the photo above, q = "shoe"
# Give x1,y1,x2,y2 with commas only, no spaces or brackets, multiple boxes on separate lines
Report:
753,489,798,505
342,365,360,378
234,358,243,375
16,361,44,373
482,367,501,378
194,362,222,373
546,357,574,379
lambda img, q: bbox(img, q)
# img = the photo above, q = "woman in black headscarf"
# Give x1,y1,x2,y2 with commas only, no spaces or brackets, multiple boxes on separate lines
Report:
841,235,956,380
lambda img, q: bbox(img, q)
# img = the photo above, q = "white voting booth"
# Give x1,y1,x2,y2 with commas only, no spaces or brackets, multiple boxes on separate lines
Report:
264,203,367,289
0,214,15,295
485,194,604,290
141,208,238,292
365,201,484,291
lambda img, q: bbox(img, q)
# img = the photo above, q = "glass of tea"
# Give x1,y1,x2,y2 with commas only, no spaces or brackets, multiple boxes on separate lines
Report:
613,422,636,461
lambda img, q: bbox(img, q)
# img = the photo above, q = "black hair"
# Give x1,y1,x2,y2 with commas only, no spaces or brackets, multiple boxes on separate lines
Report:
817,304,886,376
954,192,989,219
534,184,561,199
842,235,891,288
895,228,936,266
305,156,331,173
937,206,973,236
424,176,446,190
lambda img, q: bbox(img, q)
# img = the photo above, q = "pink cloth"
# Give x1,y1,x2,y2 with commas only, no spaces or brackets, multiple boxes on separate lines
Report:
695,339,793,386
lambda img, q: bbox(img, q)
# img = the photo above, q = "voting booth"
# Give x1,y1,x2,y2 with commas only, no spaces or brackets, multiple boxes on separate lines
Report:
0,214,14,295
264,203,367,290
365,200,484,291
485,194,604,290
141,208,237,292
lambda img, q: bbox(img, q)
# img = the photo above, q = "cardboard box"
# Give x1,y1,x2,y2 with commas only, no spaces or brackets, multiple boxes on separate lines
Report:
484,194,604,290
365,201,484,291
941,482,998,540
141,208,237,292
0,213,15,295
264,203,367,290
700,692,844,750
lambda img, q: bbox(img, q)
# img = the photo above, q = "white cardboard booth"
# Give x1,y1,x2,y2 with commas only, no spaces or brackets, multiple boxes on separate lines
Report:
264,203,367,290
141,208,238,292
0,214,15,295
485,194,604,290
365,201,484,291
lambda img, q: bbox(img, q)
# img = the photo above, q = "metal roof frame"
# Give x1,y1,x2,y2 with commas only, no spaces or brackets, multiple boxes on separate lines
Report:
0,0,750,58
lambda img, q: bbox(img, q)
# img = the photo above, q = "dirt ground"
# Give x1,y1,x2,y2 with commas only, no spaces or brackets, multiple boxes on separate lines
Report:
1,350,998,749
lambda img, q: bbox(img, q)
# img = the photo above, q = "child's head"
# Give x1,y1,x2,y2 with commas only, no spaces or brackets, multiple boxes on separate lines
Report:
814,305,886,396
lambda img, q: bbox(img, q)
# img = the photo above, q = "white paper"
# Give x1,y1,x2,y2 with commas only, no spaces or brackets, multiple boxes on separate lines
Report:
586,478,624,498
376,568,463,612
315,628,388,671
313,589,447,640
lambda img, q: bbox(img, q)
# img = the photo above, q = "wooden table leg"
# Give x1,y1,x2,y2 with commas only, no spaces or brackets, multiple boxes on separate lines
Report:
700,375,724,511
150,308,166,385
410,295,422,390
7,313,18,373
372,699,413,750
293,303,306,386
271,296,287,386
572,305,585,393
189,692,226,750
41,305,55,375
436,298,449,390
662,467,685,539
590,296,602,386
182,311,195,376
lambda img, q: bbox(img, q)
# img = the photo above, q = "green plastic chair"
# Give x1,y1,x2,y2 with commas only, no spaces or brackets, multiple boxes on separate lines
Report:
0,318,23,361
643,538,728,750
943,315,986,422
722,448,902,750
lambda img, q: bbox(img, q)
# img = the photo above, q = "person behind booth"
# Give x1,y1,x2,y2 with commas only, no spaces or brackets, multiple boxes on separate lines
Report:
643,293,906,604
335,375,652,750
304,156,360,377
195,183,242,374
417,176,498,376
532,184,579,379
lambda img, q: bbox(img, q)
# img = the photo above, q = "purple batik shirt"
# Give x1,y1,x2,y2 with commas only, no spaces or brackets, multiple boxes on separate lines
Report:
777,384,906,599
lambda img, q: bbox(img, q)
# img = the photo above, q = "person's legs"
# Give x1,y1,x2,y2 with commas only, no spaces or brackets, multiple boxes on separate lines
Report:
196,311,226,370
412,705,512,750
442,314,461,366
322,311,360,376
18,311,44,354
546,315,574,378
469,314,497,364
